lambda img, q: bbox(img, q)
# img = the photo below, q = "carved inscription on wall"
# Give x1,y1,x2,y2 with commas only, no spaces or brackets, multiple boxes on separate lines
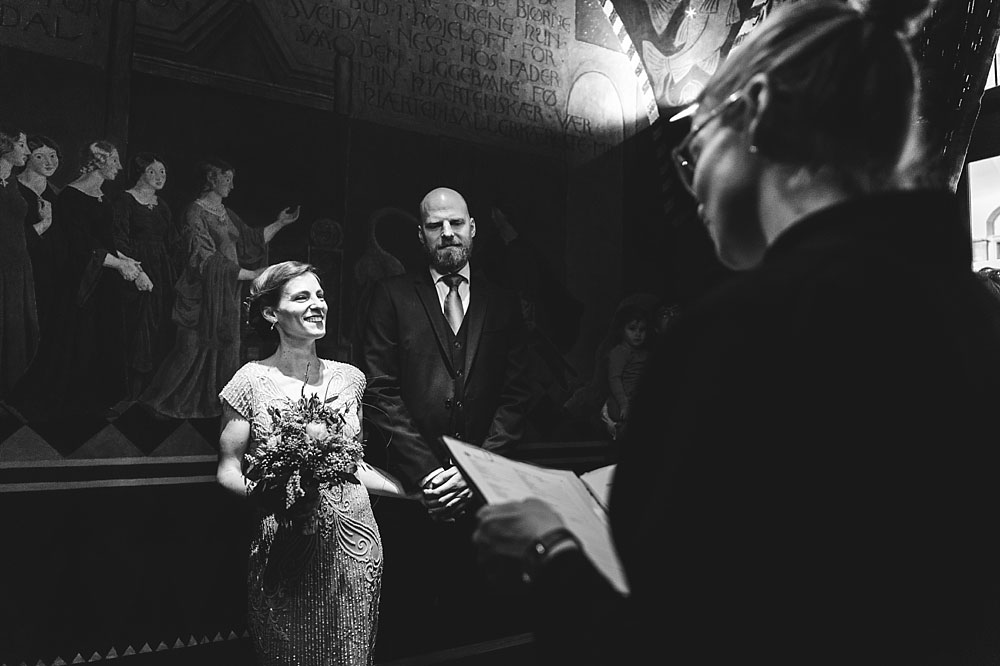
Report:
0,0,110,66
258,0,614,154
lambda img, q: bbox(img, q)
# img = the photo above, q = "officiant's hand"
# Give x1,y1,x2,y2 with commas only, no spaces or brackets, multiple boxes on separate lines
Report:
473,498,566,560
421,466,475,521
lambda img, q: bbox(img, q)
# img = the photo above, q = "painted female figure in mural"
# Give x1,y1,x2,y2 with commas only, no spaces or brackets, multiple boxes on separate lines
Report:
58,141,134,415
0,126,38,401
18,135,67,343
113,152,178,397
15,140,135,419
140,159,300,419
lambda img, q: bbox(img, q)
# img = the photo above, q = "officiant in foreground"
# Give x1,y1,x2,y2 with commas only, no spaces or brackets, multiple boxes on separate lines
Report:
473,1,1000,664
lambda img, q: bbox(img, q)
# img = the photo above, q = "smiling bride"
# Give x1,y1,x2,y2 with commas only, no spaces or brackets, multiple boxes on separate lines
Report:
217,261,408,665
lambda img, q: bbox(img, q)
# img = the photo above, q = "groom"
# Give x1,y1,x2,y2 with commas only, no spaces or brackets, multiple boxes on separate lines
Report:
363,186,535,653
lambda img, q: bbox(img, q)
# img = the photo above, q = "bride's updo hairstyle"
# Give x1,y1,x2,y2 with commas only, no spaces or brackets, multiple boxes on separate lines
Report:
247,261,321,338
698,0,935,191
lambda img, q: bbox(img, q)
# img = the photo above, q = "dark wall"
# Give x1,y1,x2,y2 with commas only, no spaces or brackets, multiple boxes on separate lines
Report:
128,71,575,365
0,45,108,184
127,72,340,250
0,484,252,663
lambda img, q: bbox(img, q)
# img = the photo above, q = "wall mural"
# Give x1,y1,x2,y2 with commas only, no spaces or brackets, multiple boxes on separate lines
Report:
256,0,633,156
0,0,112,66
0,0,786,487
618,0,777,107
0,0,646,490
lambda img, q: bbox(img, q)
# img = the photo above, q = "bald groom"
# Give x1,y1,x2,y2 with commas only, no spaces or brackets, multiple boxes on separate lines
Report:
362,187,535,651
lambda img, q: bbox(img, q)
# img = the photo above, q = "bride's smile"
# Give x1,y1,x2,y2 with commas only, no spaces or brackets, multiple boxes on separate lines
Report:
268,272,328,338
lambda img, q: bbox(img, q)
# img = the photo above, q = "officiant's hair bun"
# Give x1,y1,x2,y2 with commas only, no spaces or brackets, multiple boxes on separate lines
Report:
700,0,933,193
247,261,321,337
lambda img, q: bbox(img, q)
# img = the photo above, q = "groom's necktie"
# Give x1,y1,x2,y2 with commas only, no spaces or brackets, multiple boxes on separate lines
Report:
441,273,465,334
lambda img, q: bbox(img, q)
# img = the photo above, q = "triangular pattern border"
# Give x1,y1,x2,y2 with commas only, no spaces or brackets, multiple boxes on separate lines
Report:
18,630,248,666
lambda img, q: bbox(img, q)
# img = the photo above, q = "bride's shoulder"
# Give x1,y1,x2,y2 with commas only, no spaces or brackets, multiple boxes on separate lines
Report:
220,361,271,418
323,359,367,390
227,361,271,386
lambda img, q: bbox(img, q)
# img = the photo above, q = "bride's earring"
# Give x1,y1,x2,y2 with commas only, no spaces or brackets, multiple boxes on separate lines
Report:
270,320,276,331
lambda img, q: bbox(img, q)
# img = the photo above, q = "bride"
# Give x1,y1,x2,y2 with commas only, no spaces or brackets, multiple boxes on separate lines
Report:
217,260,407,665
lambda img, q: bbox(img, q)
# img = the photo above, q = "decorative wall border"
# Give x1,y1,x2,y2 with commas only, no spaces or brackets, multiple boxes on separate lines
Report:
0,456,217,493
600,0,661,127
1,630,248,666
600,0,674,217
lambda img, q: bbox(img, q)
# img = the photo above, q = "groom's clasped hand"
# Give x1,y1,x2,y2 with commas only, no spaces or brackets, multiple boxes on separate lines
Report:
420,466,477,522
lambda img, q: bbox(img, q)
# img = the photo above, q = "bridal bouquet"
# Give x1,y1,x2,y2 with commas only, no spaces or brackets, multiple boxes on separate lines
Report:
245,383,364,534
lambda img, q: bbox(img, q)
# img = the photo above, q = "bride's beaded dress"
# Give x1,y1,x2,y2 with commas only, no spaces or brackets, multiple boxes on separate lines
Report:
220,359,382,665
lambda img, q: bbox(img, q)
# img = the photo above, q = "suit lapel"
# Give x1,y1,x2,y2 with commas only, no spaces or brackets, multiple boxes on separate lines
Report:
462,279,488,388
413,272,455,374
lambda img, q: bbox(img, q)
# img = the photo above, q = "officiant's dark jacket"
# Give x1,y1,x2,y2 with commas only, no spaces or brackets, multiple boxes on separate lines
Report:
528,191,1000,665
362,267,534,492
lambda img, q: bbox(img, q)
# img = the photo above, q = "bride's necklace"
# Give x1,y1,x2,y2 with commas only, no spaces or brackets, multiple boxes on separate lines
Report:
196,197,227,218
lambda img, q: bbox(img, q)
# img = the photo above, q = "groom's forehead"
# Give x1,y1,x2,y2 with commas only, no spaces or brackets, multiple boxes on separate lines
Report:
422,209,470,227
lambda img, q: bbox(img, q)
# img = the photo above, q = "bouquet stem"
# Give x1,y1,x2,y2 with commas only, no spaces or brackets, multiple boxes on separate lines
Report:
299,511,319,535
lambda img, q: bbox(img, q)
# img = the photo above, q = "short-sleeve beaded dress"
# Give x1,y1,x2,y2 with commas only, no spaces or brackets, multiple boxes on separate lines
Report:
220,359,383,665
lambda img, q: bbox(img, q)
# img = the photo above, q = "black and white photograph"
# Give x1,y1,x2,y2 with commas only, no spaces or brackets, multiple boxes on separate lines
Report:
2,0,1000,664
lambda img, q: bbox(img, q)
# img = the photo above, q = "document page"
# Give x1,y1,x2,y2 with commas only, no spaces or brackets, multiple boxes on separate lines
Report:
580,464,616,512
443,437,630,595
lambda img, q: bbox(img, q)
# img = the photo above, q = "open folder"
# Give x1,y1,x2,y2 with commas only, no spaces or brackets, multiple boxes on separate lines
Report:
441,436,630,596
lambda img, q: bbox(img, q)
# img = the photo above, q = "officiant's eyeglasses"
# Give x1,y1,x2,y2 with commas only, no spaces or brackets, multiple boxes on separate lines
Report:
670,91,744,198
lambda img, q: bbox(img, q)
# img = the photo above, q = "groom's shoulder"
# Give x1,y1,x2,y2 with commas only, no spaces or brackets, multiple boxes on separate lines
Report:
378,269,423,291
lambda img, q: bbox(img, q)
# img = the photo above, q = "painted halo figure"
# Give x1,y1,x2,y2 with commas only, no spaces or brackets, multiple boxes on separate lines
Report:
0,126,38,400
474,1,1000,664
112,152,178,397
218,261,406,665
140,158,300,419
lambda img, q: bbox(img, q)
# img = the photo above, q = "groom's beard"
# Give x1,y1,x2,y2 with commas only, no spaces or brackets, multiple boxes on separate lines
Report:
429,242,471,274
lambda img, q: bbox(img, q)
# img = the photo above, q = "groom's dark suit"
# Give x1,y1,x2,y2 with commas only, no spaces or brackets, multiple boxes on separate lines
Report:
363,267,533,491
361,266,535,655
